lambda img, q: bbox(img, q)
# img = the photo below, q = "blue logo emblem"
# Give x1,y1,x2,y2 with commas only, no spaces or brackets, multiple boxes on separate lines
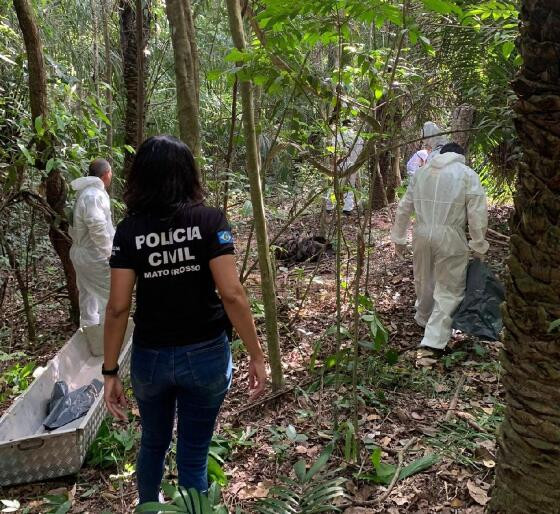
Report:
217,231,233,244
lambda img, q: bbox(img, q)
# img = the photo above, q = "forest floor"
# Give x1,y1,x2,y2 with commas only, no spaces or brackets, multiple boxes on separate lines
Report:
0,203,512,514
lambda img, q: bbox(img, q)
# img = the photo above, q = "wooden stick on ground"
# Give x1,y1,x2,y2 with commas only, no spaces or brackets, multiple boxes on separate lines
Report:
487,228,510,241
456,411,489,434
376,437,419,505
445,375,466,422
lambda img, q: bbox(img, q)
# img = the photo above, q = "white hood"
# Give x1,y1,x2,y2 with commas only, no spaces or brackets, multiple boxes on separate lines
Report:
422,121,448,149
429,152,465,169
71,176,105,192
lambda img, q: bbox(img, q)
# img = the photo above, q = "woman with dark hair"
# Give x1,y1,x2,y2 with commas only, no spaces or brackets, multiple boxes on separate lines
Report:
102,135,267,503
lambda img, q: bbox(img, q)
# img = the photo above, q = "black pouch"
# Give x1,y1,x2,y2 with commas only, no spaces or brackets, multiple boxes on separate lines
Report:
452,259,505,341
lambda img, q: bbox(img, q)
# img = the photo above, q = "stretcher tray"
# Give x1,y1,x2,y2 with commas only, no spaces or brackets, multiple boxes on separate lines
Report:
0,321,134,486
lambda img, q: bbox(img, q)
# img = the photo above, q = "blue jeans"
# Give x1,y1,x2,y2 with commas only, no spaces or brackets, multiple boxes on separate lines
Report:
131,332,232,504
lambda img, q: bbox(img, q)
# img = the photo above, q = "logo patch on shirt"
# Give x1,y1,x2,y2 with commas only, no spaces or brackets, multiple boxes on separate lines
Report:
217,230,233,244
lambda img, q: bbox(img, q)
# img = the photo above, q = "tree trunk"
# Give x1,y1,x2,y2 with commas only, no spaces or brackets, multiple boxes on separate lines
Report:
0,229,36,343
489,1,560,512
101,0,113,160
135,0,146,146
13,0,80,324
226,0,284,391
119,0,149,175
450,103,475,162
165,0,201,157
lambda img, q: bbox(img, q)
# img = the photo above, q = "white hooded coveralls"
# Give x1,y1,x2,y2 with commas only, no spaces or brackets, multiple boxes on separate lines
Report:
69,177,115,327
391,152,489,349
422,121,449,163
326,129,364,212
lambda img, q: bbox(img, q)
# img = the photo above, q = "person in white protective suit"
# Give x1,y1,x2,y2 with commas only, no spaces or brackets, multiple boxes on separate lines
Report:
69,159,115,327
326,120,365,214
422,121,449,163
391,143,489,351
406,148,429,177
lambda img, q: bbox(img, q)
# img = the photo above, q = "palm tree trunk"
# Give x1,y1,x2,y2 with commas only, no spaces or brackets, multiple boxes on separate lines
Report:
489,1,560,512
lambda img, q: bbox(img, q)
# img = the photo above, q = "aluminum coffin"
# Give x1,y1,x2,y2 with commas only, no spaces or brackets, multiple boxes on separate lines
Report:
0,322,133,486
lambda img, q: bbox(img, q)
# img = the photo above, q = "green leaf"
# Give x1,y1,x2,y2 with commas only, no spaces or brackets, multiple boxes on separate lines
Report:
207,69,222,81
136,503,183,512
225,48,250,63
374,88,383,100
46,158,55,173
53,500,71,514
422,0,462,16
207,455,228,486
17,143,35,165
306,443,334,482
34,115,45,137
293,460,307,482
385,349,399,365
502,41,515,60
285,424,298,441
548,319,560,333
374,461,397,485
399,454,439,480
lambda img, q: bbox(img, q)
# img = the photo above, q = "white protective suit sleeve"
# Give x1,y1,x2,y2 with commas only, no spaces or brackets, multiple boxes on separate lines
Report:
465,172,489,254
83,195,113,258
391,177,416,245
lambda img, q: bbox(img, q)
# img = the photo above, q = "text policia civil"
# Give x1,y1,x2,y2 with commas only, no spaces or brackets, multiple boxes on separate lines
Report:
135,227,202,279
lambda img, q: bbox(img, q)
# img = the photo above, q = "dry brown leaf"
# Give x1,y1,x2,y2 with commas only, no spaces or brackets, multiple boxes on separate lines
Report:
416,424,438,436
295,445,308,454
434,383,449,393
379,435,392,447
238,482,271,500
417,357,437,367
467,480,490,506
394,495,409,506
46,487,67,497
483,459,496,468
451,497,463,508
411,411,425,420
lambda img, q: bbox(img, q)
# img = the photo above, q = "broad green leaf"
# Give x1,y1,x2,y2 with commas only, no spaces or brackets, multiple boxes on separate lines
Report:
17,143,35,165
207,455,228,486
285,424,298,441
225,48,250,63
385,349,399,365
34,115,45,137
293,459,306,482
399,453,439,480
53,500,71,514
502,41,515,60
548,319,560,333
46,158,55,173
136,503,183,512
207,69,222,81
306,443,334,482
373,461,397,484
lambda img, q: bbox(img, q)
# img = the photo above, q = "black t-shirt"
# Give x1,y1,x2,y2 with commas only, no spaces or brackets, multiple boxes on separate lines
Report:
109,204,235,348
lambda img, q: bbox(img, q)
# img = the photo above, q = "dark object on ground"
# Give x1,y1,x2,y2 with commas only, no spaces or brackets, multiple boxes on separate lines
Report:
43,379,103,430
275,235,333,264
452,259,505,341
